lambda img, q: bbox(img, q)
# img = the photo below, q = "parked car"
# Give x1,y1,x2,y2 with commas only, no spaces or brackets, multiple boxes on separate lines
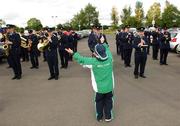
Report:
169,31,180,51
176,44,180,53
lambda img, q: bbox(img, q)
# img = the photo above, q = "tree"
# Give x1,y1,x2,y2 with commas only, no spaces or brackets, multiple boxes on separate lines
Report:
57,23,63,29
27,18,43,31
111,6,119,29
0,19,6,27
70,3,100,30
146,2,161,27
161,1,180,28
120,6,132,26
135,1,144,27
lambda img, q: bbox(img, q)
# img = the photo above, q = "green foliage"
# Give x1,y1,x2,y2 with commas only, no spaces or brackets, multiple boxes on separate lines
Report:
70,3,100,30
146,2,161,26
161,2,180,28
27,18,43,31
120,6,132,26
111,6,119,29
0,19,6,27
135,1,144,27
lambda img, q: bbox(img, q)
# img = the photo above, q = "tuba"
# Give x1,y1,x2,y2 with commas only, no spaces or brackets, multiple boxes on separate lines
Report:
20,36,30,48
37,39,49,52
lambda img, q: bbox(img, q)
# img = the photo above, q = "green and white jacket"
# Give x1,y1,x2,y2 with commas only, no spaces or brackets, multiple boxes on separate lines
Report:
73,43,114,94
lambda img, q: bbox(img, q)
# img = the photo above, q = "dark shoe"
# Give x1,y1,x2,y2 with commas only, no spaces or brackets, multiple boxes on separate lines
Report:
140,75,146,78
55,76,59,80
35,66,39,69
30,66,35,69
60,66,65,69
48,76,55,80
164,63,168,65
7,66,12,69
135,75,138,79
16,76,22,80
128,65,132,67
12,76,17,80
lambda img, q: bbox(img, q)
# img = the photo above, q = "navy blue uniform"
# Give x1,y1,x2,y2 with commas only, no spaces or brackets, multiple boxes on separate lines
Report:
122,32,133,67
68,33,74,61
58,33,69,68
45,35,59,78
144,31,151,55
115,32,121,55
88,31,108,53
133,36,147,77
8,32,22,78
29,34,39,68
72,32,78,52
151,31,159,60
159,32,171,65
88,31,99,52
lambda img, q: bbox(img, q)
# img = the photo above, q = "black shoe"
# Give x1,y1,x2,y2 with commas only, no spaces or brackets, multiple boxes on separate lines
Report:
164,63,168,65
60,66,65,69
30,66,35,69
12,76,17,80
48,76,55,80
55,76,59,80
135,75,138,79
16,76,22,80
7,66,12,69
140,75,146,78
35,66,39,69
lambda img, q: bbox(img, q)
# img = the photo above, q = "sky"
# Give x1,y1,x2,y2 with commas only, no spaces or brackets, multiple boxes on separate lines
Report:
0,0,179,27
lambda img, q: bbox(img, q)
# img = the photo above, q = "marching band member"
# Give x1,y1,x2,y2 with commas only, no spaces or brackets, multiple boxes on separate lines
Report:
58,30,70,69
159,27,171,65
121,25,133,67
133,27,148,79
45,28,59,80
6,24,22,80
28,29,39,69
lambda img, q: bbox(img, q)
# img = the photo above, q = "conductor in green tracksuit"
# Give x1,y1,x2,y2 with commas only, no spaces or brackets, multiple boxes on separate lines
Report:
65,37,114,122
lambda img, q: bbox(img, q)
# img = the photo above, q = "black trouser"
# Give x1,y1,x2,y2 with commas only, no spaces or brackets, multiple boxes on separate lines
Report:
147,45,150,54
73,41,78,52
46,51,59,77
21,48,29,61
134,53,147,76
9,50,22,77
124,49,132,66
160,49,169,64
30,51,39,67
120,45,124,60
116,43,120,55
43,51,47,61
7,55,12,67
95,91,113,120
59,49,69,68
152,45,159,59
